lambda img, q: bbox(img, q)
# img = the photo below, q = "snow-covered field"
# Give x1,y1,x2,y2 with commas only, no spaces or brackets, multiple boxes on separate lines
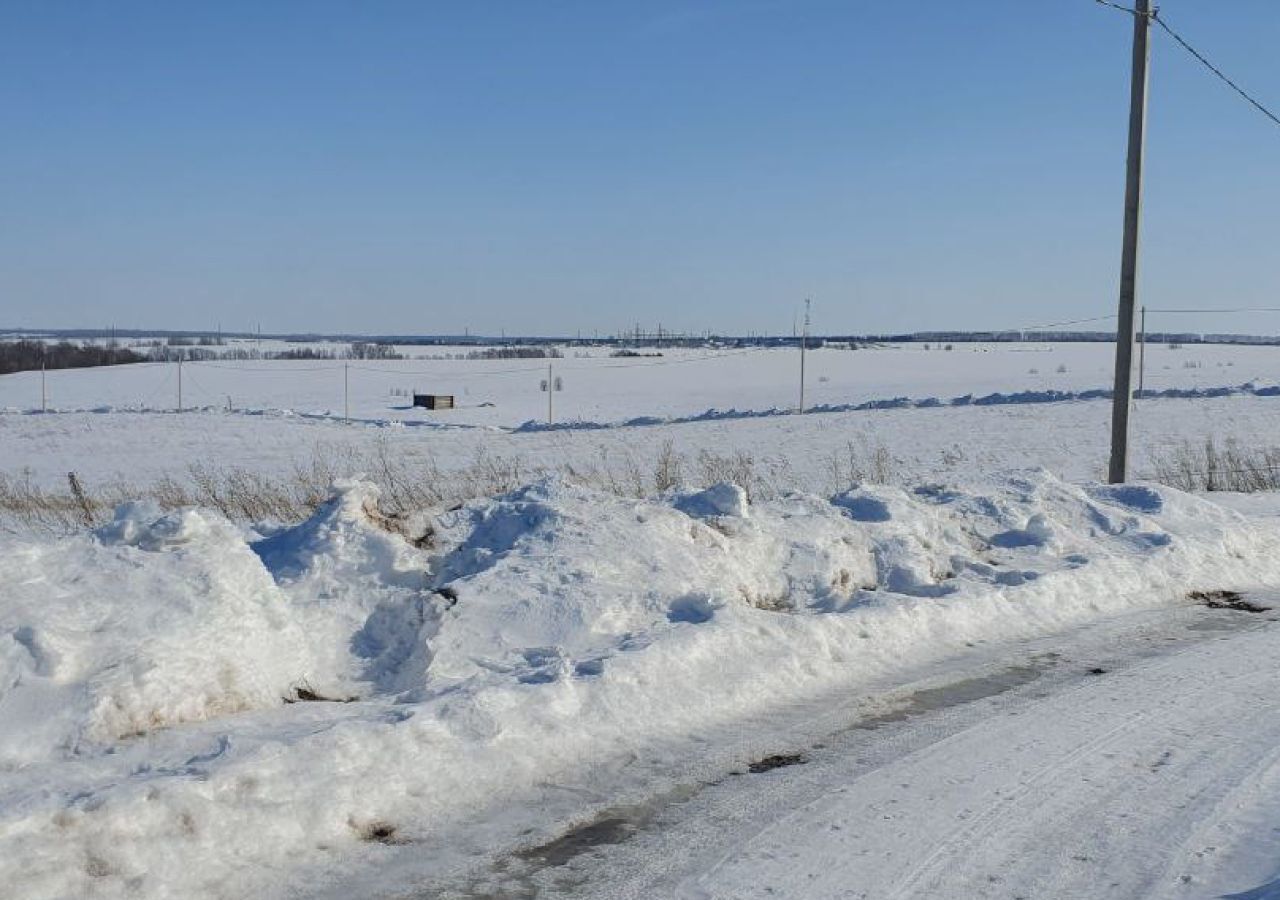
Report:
3,342,1280,496
6,341,1280,898
4,341,1279,429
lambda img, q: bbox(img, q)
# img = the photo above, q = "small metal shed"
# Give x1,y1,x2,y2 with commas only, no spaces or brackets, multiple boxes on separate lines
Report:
413,393,455,410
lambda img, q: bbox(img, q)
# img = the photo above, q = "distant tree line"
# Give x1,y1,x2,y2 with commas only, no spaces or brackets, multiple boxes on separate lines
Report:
465,347,563,360
144,341,404,362
163,335,226,347
0,340,145,375
347,342,404,360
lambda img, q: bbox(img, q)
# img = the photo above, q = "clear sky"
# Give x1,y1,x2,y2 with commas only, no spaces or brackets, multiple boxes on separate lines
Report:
1,1,1276,337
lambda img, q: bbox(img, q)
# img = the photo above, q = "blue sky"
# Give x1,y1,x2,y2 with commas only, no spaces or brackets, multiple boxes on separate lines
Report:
1,1,1277,336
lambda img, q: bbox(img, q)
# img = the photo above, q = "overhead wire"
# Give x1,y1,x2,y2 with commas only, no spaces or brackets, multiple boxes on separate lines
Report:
558,345,772,372
1093,1,1280,129
1146,307,1280,315
1016,313,1117,332
137,365,175,409
1152,10,1280,129
346,362,548,378
1094,0,1139,13
348,347,771,377
179,367,220,406
1135,464,1280,480
190,361,340,373
32,360,170,374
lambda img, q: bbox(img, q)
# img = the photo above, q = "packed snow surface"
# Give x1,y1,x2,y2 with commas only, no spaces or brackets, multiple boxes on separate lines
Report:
4,342,1279,429
4,472,1280,898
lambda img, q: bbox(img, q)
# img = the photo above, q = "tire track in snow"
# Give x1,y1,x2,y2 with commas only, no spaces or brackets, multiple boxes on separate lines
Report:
463,606,1280,900
878,634,1257,899
685,615,1280,900
883,708,1153,900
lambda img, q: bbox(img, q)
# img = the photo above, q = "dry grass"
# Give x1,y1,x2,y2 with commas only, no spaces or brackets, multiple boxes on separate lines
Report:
821,438,896,495
0,470,114,533
1149,437,1280,493
0,434,901,535
24,429,1280,536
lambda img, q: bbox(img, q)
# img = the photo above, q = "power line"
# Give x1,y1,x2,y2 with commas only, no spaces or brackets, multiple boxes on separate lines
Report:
191,361,339,373
1147,307,1280,315
137,366,174,409
1094,0,1139,13
34,360,169,373
1136,464,1280,479
1094,1,1280,129
1018,313,1117,332
180,368,219,404
559,346,770,372
346,362,547,377
1152,11,1280,129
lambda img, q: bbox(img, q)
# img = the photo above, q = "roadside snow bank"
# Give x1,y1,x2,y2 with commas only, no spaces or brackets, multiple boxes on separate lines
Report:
0,482,433,765
2,471,1280,898
252,480,437,696
0,501,311,761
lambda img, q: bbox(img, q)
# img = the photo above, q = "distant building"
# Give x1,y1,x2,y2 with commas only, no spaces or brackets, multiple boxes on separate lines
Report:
413,393,455,410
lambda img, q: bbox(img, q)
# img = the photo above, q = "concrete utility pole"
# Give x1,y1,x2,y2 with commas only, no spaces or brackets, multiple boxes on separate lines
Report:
1138,305,1147,395
41,360,46,412
799,298,811,413
1108,0,1152,484
177,357,183,411
547,361,554,426
344,363,349,423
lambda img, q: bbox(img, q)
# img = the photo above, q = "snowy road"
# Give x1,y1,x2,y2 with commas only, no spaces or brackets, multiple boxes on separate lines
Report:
431,605,1280,900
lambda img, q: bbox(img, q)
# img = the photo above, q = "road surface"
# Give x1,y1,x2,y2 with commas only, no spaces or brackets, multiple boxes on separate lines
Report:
421,601,1280,899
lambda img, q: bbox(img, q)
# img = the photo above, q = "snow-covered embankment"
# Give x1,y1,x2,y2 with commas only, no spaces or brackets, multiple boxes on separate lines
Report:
1,471,1277,898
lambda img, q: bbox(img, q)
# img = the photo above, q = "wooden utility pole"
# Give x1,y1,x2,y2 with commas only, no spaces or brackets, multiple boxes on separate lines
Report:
547,361,554,426
41,360,46,412
1108,0,1152,484
344,363,349,423
177,357,183,411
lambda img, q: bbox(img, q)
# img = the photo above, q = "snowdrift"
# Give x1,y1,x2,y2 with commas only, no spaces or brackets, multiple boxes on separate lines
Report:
2,472,1279,898
512,380,1280,432
1,502,312,759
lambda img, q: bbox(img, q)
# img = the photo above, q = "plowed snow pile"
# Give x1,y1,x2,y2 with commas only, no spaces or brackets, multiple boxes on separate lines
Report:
1,471,1278,898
